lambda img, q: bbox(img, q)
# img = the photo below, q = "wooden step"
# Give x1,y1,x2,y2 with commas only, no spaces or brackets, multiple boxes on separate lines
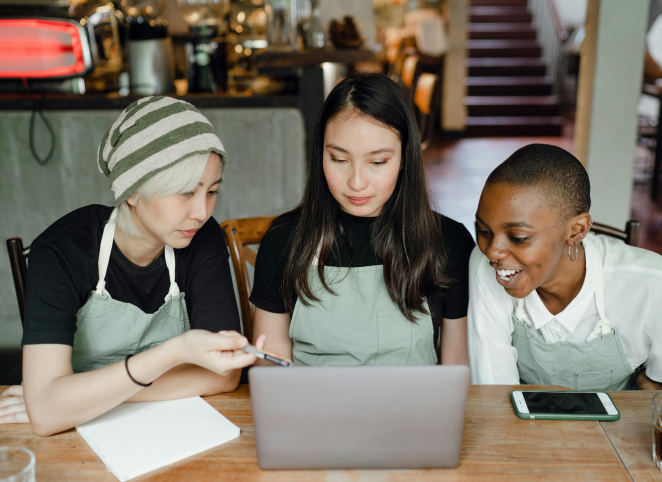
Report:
465,96,561,116
471,0,527,5
468,23,536,40
467,57,546,76
466,76,552,96
465,116,564,136
470,6,532,23
467,40,541,58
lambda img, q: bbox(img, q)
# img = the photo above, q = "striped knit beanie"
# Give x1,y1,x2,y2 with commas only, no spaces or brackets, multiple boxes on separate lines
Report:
98,96,225,207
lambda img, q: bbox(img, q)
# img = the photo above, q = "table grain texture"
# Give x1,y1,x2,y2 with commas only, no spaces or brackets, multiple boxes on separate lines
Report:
0,385,659,481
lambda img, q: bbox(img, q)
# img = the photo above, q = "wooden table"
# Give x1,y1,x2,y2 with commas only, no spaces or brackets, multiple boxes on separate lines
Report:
0,385,660,481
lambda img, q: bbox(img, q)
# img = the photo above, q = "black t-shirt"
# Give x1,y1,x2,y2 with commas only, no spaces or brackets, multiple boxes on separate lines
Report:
22,205,240,346
249,210,475,347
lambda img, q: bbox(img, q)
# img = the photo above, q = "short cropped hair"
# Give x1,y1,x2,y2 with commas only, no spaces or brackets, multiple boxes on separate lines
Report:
116,151,211,237
486,144,591,221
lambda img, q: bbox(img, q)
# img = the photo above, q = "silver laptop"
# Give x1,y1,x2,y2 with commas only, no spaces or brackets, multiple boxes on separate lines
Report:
249,365,470,470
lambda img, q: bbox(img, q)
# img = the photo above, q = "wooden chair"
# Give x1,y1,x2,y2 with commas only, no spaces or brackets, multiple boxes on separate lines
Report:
220,216,276,343
6,237,29,325
414,72,441,151
400,54,420,102
591,220,641,247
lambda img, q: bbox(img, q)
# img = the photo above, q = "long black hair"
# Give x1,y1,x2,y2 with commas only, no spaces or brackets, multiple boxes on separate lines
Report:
279,72,450,321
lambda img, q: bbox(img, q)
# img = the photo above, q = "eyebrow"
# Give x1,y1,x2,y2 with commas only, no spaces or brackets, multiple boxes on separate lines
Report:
201,177,223,187
325,144,395,156
475,215,534,229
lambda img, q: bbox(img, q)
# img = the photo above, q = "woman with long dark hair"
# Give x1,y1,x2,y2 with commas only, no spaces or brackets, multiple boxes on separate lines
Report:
250,73,474,366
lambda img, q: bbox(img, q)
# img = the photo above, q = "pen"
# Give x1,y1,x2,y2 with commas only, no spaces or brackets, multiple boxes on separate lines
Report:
241,344,292,367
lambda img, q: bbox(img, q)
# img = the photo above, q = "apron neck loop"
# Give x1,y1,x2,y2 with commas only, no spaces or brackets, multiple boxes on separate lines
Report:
96,209,118,296
514,298,531,326
95,208,180,301
164,246,180,302
584,238,611,341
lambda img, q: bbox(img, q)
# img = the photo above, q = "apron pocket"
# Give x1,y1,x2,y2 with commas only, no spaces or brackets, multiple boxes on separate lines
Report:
576,369,612,391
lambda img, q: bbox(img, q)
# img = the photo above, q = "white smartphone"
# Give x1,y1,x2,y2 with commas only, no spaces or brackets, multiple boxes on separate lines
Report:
511,390,620,421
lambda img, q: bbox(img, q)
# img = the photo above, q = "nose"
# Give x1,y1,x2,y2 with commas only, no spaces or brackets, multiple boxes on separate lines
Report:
484,236,508,263
347,164,368,192
190,191,209,222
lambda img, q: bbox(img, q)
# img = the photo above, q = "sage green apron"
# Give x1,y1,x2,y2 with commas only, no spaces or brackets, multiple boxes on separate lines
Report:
289,264,438,366
71,208,191,374
511,237,635,391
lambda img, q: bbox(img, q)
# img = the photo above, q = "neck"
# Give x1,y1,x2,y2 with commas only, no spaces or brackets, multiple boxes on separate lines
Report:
536,243,587,316
114,222,165,268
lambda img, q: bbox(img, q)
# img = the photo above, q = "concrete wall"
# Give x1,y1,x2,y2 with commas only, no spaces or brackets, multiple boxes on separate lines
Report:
0,107,306,347
574,0,649,228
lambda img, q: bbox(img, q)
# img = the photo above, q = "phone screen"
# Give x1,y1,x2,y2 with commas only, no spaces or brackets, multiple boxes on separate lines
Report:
523,391,608,415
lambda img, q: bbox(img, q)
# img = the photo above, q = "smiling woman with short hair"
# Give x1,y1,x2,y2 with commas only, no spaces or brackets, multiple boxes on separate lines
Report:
0,97,263,434
469,144,662,391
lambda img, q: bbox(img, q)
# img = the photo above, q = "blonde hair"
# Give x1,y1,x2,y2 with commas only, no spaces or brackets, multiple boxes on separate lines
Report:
116,152,213,237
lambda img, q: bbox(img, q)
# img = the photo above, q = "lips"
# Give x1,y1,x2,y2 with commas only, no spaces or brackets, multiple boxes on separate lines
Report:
347,197,371,206
495,268,522,288
179,229,198,237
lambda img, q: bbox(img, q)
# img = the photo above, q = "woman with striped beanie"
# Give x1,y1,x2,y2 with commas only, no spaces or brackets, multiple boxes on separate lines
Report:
1,97,265,434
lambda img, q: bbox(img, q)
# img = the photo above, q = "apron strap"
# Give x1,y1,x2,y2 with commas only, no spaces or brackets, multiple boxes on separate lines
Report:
95,209,118,296
514,299,531,326
164,246,181,302
585,238,611,342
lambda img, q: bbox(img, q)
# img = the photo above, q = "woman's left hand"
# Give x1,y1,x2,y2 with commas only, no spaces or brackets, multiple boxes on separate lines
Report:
0,385,29,424
637,371,662,390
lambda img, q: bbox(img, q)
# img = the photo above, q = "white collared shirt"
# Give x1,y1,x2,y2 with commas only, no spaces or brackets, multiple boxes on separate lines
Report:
468,233,662,384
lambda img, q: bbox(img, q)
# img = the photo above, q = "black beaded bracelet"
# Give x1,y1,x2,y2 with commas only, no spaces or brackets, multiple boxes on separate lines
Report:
125,354,153,387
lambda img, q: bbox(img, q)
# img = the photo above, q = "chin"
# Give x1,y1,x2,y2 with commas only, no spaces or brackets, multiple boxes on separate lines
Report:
167,236,194,250
342,203,380,217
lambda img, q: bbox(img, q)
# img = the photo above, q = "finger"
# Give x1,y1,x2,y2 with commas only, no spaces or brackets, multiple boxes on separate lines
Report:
0,401,26,418
217,330,242,338
0,397,24,408
1,385,23,398
0,409,30,424
211,352,256,373
255,334,266,350
210,333,248,351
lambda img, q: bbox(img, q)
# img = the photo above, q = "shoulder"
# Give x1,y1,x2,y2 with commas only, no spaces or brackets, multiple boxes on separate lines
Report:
260,211,300,251
32,204,110,252
433,212,475,254
589,233,662,277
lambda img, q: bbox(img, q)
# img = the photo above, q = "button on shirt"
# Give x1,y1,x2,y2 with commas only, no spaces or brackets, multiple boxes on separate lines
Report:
468,234,662,385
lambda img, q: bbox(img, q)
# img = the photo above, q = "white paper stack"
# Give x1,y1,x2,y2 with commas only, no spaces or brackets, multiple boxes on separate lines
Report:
76,397,240,481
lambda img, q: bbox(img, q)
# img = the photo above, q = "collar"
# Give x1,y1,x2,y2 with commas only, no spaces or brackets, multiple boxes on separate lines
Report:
523,241,595,332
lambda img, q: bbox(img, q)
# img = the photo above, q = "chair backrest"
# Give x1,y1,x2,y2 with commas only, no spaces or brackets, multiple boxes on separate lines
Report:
414,73,441,151
6,237,29,325
401,55,419,89
591,220,641,247
220,216,276,343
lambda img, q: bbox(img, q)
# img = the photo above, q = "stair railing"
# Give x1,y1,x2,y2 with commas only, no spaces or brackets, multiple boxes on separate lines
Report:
528,0,567,100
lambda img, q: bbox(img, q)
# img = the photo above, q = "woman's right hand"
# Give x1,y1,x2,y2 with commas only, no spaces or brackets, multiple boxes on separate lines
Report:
175,330,264,376
0,385,29,424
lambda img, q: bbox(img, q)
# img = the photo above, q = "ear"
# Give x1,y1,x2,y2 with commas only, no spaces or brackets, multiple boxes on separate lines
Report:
565,212,592,247
126,194,137,208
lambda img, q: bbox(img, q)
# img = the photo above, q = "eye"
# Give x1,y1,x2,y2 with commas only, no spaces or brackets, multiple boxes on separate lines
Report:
331,156,347,163
476,228,491,238
510,236,530,244
372,159,388,166
181,191,195,198
208,190,218,195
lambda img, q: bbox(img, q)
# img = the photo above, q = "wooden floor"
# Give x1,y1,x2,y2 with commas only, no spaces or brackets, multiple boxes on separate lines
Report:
424,135,662,254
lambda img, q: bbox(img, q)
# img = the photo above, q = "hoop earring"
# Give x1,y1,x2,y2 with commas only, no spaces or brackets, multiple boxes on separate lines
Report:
569,245,579,261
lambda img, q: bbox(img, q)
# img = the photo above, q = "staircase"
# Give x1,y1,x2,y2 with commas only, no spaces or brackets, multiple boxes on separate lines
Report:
464,0,563,136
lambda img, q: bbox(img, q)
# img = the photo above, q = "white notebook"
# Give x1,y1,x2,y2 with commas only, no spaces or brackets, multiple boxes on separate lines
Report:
76,397,240,482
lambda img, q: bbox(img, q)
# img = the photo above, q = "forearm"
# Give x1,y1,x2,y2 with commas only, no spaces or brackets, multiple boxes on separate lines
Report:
253,308,292,366
126,365,241,402
24,339,182,436
441,317,469,366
